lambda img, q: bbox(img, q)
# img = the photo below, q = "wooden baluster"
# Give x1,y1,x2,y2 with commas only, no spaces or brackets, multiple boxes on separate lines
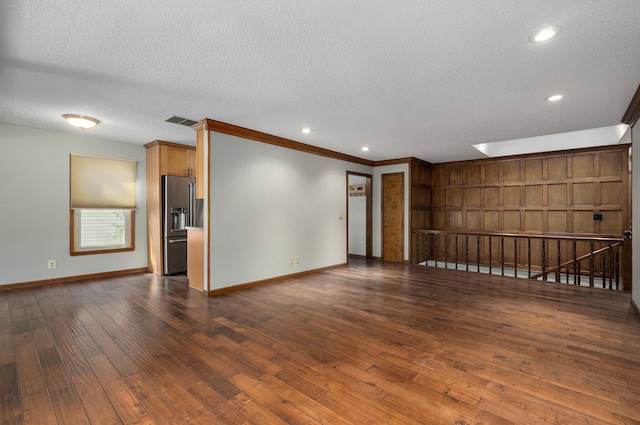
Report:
466,235,469,271
609,247,614,290
489,237,493,275
578,261,581,285
513,238,517,278
434,234,438,267
601,256,606,289
615,251,620,290
573,241,578,285
542,239,546,281
455,234,458,270
445,234,449,269
556,240,561,283
415,232,419,264
501,237,505,276
527,238,531,278
477,236,480,273
589,242,594,288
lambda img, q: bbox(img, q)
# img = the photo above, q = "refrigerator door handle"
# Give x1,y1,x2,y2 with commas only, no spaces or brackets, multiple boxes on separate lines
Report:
168,238,188,243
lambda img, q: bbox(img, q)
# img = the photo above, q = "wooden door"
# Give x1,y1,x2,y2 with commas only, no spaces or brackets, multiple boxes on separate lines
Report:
382,172,404,262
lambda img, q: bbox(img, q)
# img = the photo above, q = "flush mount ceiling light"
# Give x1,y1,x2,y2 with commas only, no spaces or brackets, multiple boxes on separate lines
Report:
361,146,370,152
529,25,562,43
546,94,564,102
63,114,100,129
301,127,312,134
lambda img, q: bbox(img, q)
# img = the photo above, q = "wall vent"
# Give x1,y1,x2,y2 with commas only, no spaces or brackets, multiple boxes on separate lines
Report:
164,116,199,127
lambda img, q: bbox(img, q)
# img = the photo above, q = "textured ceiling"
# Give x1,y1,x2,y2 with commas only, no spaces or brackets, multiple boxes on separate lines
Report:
1,1,639,163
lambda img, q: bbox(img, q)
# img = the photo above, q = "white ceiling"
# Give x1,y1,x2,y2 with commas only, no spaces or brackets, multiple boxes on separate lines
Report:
1,1,639,163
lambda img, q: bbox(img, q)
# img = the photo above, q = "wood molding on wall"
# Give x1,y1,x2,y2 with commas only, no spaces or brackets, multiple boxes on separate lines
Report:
621,83,640,127
208,264,346,297
201,118,375,166
0,268,148,292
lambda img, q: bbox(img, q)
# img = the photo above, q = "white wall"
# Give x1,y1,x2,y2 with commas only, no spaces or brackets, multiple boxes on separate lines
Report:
0,123,147,286
632,124,639,307
348,175,367,256
373,164,410,260
208,132,372,290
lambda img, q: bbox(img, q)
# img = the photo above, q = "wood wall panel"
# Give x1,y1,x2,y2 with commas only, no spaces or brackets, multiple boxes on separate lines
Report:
504,186,520,206
525,211,543,232
600,182,622,205
525,185,543,206
548,184,567,206
503,161,521,182
466,187,481,206
504,211,521,231
525,159,543,180
573,154,594,178
548,157,567,179
430,145,629,238
547,211,567,233
485,187,500,207
573,183,594,205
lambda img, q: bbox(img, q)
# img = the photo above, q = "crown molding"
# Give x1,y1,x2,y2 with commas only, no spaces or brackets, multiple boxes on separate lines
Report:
198,118,375,166
621,84,640,127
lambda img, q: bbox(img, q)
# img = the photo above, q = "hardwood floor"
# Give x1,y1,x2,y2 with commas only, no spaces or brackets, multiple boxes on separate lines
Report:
1,260,640,424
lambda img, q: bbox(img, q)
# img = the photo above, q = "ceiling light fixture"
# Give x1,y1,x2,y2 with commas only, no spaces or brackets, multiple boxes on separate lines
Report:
361,147,370,152
529,26,562,43
63,114,100,129
546,94,564,102
302,127,312,134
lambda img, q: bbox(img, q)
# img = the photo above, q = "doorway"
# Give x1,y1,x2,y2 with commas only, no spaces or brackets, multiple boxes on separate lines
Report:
382,172,404,262
347,172,372,260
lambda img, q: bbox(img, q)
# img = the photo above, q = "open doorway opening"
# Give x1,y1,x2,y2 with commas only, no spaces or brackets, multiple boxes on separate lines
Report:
347,172,372,261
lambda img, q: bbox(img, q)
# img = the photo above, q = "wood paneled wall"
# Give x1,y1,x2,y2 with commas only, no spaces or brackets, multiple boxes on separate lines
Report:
431,145,631,237
410,159,432,262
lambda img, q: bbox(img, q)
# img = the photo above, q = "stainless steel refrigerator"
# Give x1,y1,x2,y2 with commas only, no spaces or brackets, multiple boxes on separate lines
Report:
162,175,198,275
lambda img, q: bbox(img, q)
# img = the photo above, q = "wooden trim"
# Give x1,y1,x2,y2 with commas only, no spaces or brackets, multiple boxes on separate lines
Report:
200,118,375,166
375,157,414,166
143,140,196,150
70,209,136,256
0,268,148,292
621,84,640,126
375,157,433,167
434,143,631,167
208,264,346,297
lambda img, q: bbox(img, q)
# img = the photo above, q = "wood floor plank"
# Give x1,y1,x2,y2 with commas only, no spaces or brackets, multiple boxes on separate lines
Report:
2,261,640,424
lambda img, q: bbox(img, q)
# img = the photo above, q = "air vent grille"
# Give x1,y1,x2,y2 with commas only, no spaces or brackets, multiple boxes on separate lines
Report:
164,116,199,127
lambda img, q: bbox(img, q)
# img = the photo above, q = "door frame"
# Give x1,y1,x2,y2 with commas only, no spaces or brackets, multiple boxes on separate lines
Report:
346,171,373,261
381,172,405,262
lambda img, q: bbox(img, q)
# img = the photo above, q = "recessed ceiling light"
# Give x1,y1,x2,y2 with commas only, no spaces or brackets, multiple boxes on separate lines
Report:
63,114,100,129
546,94,563,102
302,127,312,134
361,147,370,152
529,26,562,43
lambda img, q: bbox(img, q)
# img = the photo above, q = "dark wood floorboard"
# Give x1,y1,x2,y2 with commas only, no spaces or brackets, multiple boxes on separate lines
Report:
1,259,640,424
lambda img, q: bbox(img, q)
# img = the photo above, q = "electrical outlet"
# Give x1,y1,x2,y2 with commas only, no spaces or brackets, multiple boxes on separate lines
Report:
289,257,294,265
48,260,56,269
296,256,300,264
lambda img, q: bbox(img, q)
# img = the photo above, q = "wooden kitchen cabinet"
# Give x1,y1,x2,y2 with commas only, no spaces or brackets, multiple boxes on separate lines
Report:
144,140,197,275
159,143,197,177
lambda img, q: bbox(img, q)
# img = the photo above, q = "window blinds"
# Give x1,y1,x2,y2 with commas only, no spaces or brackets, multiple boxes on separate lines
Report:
70,154,137,209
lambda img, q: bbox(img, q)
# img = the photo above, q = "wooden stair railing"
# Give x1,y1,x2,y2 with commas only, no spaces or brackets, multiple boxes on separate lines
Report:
414,229,629,291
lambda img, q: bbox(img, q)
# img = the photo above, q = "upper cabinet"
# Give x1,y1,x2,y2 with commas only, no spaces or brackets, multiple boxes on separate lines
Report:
155,142,197,177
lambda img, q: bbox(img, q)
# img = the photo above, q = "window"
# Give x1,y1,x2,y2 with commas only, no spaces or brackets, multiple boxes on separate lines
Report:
70,155,137,255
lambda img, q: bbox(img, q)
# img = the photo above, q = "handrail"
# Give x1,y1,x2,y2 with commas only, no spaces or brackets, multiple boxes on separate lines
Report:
415,229,623,243
529,242,622,280
413,229,628,291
